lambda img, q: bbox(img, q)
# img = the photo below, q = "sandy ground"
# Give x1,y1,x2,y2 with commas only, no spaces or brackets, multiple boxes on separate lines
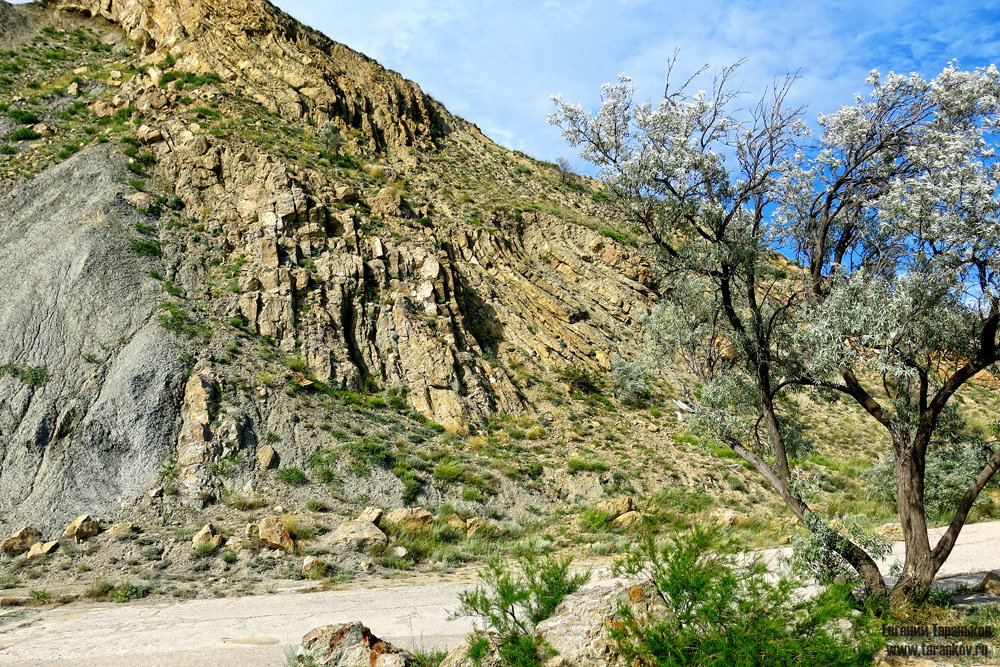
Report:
3,521,1000,666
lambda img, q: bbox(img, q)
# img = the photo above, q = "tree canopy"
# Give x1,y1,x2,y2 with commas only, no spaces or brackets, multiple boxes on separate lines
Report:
551,59,1000,603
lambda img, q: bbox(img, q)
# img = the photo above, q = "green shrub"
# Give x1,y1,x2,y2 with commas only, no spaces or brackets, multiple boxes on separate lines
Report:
346,436,397,473
1,364,48,387
610,527,882,666
28,589,51,603
567,457,609,474
433,460,463,482
156,302,210,341
10,127,41,141
6,108,39,124
557,364,604,394
129,238,162,257
277,467,307,485
451,553,591,666
108,582,150,603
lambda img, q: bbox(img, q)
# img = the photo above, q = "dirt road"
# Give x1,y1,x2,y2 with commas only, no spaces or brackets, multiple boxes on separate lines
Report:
3,520,1000,666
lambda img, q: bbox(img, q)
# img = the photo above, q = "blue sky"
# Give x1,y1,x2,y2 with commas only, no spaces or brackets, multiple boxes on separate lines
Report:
270,0,1000,168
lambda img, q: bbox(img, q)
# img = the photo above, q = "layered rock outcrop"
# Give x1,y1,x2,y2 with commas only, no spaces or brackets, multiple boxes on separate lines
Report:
49,0,448,148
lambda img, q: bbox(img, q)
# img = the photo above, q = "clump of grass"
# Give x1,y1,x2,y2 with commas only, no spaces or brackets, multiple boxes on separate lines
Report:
129,238,162,257
277,467,307,485
567,457,609,474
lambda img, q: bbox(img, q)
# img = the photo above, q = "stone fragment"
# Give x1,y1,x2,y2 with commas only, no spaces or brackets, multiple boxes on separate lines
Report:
391,546,408,559
257,445,277,469
296,622,412,667
192,523,222,551
978,571,1000,597
106,523,135,538
327,520,387,552
382,508,432,531
612,511,643,530
357,507,383,525
66,82,79,97
93,101,115,118
708,508,748,527
124,191,154,209
26,541,59,560
137,125,163,144
2,527,41,556
594,497,633,519
446,516,467,532
64,515,100,542
258,516,293,551
465,517,487,537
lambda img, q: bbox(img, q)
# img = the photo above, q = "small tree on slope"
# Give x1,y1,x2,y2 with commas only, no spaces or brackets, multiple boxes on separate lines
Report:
550,58,1000,605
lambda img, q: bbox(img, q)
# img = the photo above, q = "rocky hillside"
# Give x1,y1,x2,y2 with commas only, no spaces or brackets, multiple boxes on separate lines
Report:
1,0,998,605
0,0,657,531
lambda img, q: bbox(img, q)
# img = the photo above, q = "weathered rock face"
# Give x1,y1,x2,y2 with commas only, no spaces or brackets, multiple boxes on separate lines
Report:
1,0,659,526
49,0,447,149
296,622,412,667
0,147,186,532
0,2,29,47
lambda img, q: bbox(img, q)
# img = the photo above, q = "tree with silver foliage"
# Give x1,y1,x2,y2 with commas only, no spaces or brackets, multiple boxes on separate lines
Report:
550,57,1000,605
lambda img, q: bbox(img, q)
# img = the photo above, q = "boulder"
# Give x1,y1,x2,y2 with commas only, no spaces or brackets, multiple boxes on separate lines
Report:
357,507,383,525
106,522,135,538
192,523,223,551
594,497,633,518
26,541,59,560
64,515,100,542
258,516,294,551
465,517,487,537
708,508,748,528
2,527,42,556
978,571,1000,597
257,445,277,469
611,511,643,530
327,520,387,552
124,191,154,210
382,508,432,531
296,622,412,667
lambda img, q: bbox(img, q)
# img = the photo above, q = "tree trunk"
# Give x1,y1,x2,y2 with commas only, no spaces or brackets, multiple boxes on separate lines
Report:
892,442,937,603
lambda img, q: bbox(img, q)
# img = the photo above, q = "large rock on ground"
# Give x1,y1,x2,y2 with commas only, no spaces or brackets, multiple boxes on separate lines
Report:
326,520,387,552
295,622,412,667
977,571,1000,597
1,526,41,556
191,523,223,551
64,515,100,541
594,497,633,518
26,541,59,560
258,515,293,551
